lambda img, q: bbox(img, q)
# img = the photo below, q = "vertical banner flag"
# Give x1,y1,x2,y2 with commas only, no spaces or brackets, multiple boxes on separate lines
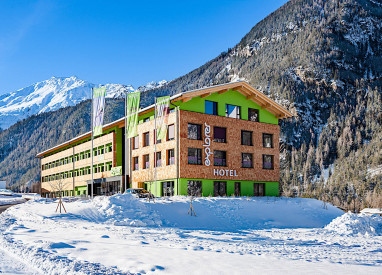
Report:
156,96,170,141
93,87,107,137
125,92,141,138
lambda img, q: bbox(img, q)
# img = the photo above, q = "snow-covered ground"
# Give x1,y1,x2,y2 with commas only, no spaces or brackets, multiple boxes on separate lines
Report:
0,195,381,274
0,195,25,206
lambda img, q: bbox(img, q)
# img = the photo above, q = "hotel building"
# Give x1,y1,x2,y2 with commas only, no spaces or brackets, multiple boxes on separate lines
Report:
37,81,292,197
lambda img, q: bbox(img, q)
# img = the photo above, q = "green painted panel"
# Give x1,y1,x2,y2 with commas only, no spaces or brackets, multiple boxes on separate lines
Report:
240,181,254,196
265,182,279,196
75,185,87,196
227,181,235,196
202,180,214,197
177,89,278,125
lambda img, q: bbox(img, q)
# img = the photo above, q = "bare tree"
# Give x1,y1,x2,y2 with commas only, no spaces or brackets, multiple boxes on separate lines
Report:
49,178,70,213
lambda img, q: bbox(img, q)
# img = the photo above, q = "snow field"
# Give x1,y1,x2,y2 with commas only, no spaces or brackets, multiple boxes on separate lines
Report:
0,195,381,274
0,195,25,206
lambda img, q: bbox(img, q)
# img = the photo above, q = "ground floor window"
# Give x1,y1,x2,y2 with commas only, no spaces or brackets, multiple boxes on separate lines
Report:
214,181,227,197
163,181,174,196
234,182,241,197
187,180,202,197
254,182,265,196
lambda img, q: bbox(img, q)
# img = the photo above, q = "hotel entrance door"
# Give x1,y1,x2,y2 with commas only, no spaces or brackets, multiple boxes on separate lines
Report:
254,182,265,196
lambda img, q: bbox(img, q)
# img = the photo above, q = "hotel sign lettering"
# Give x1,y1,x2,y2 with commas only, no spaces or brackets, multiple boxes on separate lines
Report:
203,122,238,177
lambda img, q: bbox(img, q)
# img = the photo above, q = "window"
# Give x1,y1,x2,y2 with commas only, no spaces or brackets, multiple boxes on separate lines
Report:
188,148,202,165
263,155,274,169
214,150,226,166
187,181,202,197
213,181,227,197
234,182,241,197
143,132,150,147
263,133,273,148
167,124,175,141
226,104,241,119
154,130,161,144
106,162,112,171
241,153,253,168
254,183,265,196
248,108,259,122
205,100,218,115
213,127,226,143
167,149,175,165
106,143,112,153
133,157,139,171
188,123,202,140
133,136,139,149
163,181,174,196
241,130,253,146
143,117,150,122
155,152,161,167
143,154,150,169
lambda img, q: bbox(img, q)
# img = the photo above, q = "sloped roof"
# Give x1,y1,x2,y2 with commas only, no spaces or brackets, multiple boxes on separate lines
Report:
36,81,292,157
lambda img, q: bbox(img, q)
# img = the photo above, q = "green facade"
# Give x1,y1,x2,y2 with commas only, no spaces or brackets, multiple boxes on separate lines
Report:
144,179,279,197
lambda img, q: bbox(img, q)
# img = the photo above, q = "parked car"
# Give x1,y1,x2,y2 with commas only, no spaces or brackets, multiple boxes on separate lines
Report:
125,188,154,199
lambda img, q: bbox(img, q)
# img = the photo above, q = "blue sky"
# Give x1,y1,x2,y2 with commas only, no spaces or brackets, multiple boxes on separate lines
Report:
0,0,288,94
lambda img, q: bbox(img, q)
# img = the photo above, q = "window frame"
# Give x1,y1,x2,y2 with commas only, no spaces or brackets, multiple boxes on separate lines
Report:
167,124,175,141
225,104,241,119
213,150,227,167
213,126,227,143
187,123,202,140
167,149,175,165
262,154,274,170
263,133,273,148
241,130,253,146
187,148,202,165
205,100,218,115
143,132,150,147
241,153,253,168
143,154,150,169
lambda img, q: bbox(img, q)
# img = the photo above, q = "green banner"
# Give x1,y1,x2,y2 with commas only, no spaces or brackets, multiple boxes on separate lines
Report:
156,96,170,141
125,92,141,139
93,87,107,137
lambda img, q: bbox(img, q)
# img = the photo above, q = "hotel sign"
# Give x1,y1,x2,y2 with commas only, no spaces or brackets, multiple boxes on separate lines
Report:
203,122,238,177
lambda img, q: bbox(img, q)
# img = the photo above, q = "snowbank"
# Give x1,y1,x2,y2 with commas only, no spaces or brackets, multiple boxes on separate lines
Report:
325,212,382,236
0,195,25,206
87,194,343,230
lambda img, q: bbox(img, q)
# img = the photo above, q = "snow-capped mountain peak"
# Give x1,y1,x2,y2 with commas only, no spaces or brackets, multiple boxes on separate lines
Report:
0,76,135,129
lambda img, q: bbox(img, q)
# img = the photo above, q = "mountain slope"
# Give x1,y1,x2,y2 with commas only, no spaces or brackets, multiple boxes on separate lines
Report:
0,76,134,129
0,0,381,209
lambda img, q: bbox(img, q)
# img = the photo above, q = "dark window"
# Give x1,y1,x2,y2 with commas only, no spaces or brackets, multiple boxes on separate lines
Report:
143,132,150,147
241,130,253,146
133,136,139,149
248,108,259,122
263,155,274,169
242,153,253,168
154,130,161,144
143,117,150,122
188,123,202,140
188,148,202,165
226,104,241,119
155,152,161,167
213,181,227,197
263,133,273,148
213,127,226,143
143,154,150,169
163,181,174,196
205,100,218,115
167,124,175,141
167,149,175,165
133,157,139,171
214,150,227,166
254,182,265,196
187,180,202,197
235,182,241,197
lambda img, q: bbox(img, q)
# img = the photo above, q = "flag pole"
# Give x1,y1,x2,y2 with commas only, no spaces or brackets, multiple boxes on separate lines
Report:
124,89,128,193
91,87,94,199
154,97,157,197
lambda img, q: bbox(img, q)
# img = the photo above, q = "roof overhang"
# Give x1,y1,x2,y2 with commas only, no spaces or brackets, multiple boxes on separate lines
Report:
36,81,292,158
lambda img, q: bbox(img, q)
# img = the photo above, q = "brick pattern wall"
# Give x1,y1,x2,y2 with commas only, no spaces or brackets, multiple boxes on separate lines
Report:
179,110,279,182
130,113,177,187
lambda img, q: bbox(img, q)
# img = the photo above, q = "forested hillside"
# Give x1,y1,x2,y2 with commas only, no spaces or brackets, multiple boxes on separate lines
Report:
0,99,124,189
0,0,381,210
